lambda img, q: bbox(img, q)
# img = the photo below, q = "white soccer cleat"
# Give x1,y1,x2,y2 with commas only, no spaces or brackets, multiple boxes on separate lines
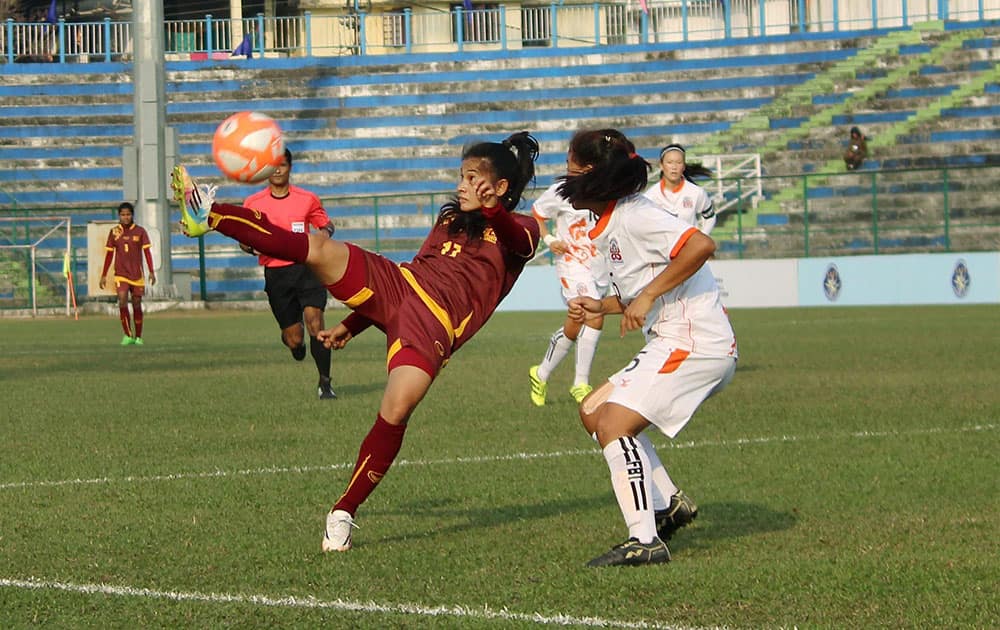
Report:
322,509,357,552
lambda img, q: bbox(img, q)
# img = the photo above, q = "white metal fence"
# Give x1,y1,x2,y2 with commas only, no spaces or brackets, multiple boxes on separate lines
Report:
2,0,997,63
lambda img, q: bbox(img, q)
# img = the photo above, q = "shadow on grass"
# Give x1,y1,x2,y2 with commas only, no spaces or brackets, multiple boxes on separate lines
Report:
670,501,798,550
371,493,608,545
369,497,796,548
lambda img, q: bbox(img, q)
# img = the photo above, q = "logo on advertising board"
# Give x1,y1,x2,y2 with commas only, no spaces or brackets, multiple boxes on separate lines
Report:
951,259,970,298
823,264,841,302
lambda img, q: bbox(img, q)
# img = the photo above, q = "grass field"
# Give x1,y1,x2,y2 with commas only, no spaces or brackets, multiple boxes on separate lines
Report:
0,305,997,628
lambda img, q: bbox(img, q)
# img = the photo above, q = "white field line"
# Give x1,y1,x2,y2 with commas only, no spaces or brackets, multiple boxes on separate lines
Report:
1,424,993,628
0,576,721,630
0,423,994,492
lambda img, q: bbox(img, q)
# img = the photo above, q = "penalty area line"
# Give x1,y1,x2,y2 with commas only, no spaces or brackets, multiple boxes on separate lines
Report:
0,576,713,630
0,423,994,491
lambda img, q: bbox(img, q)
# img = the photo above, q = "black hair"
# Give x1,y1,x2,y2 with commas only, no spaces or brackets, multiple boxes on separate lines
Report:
557,129,650,205
117,201,134,213
658,143,713,182
850,126,862,136
438,131,539,240
283,148,293,168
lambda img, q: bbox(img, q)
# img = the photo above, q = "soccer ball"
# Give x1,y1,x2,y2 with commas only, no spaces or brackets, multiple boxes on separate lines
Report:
211,111,285,183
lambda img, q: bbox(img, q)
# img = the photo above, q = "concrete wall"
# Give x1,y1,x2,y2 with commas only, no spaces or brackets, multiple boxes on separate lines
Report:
498,251,999,311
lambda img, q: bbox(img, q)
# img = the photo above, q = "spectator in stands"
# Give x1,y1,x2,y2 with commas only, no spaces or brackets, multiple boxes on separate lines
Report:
644,143,717,234
558,129,737,567
844,126,868,171
240,148,338,400
527,182,608,406
99,202,155,346
172,131,540,554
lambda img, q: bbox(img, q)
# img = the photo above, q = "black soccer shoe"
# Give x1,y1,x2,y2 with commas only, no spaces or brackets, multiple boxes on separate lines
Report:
586,537,671,568
655,490,698,541
318,377,337,400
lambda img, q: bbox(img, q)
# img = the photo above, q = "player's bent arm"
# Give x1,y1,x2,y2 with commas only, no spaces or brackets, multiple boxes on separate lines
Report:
643,230,715,300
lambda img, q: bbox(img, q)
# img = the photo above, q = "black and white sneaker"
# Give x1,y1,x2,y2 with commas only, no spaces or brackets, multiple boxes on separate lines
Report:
318,377,337,400
586,537,670,567
655,491,698,541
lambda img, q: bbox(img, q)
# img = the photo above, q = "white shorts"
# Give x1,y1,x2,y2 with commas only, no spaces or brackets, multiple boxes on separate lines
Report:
557,263,609,304
606,339,736,438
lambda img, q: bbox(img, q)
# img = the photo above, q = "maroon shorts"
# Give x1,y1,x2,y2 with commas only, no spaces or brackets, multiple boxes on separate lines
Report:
328,243,453,377
115,280,144,297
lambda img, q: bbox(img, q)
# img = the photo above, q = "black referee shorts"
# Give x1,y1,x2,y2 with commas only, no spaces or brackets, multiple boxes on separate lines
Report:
264,263,328,330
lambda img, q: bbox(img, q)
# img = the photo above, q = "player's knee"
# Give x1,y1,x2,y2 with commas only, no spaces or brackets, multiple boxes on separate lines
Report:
578,381,612,436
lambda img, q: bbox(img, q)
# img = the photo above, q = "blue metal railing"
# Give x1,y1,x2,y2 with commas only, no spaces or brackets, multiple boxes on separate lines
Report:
1,0,995,65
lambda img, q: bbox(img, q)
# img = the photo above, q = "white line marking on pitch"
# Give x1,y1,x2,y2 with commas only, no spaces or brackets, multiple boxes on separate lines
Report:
0,423,993,491
0,577,714,630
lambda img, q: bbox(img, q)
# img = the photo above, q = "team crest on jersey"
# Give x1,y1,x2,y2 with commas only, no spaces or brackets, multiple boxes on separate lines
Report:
823,264,841,302
951,259,970,298
683,198,693,209
608,238,623,264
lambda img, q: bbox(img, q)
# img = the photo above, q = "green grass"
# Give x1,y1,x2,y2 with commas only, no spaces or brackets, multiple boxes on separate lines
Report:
0,306,998,628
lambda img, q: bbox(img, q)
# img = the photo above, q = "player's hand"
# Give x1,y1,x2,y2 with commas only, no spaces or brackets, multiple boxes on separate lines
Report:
474,177,501,215
239,243,257,255
549,240,569,255
318,323,352,350
568,296,603,323
621,293,654,336
148,272,156,286
99,277,106,290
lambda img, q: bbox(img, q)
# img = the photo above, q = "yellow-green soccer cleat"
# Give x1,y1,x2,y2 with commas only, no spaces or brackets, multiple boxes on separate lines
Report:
570,383,593,403
528,365,547,406
170,165,215,237
133,337,144,346
120,335,135,346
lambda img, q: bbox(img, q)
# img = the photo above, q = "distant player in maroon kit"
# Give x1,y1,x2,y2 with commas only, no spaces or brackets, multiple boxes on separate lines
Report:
99,202,155,346
172,131,540,552
242,149,338,400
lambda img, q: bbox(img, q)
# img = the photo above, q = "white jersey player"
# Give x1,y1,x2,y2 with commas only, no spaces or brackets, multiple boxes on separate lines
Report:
559,129,737,568
528,182,609,405
644,143,717,234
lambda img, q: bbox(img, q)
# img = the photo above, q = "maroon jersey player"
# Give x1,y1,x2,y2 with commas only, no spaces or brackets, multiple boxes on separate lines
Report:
172,131,540,552
100,202,155,346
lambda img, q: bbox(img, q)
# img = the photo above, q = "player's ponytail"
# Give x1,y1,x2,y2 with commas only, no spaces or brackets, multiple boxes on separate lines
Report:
439,131,540,240
558,129,649,206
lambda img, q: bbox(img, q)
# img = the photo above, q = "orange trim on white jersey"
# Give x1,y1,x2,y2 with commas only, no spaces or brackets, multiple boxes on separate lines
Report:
587,200,618,240
669,226,699,259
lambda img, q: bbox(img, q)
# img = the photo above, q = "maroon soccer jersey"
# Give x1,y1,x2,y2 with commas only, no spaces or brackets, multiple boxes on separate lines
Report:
400,212,538,353
104,223,151,285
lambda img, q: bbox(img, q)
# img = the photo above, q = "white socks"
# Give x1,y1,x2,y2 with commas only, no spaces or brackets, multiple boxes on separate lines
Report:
537,327,573,382
602,436,657,543
636,431,678,511
574,325,601,386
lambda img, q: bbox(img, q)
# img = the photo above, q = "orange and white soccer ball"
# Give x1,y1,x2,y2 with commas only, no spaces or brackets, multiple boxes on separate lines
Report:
211,111,285,183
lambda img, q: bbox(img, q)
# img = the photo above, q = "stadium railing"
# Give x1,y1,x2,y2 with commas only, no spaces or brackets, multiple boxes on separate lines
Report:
2,1,997,65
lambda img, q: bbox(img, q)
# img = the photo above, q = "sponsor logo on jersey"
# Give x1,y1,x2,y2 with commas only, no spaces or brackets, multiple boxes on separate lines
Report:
608,238,623,264
823,264,841,302
951,259,970,298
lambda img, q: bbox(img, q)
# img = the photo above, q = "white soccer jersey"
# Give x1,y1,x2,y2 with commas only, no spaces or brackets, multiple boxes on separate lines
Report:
532,183,609,291
588,194,737,359
644,178,716,234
